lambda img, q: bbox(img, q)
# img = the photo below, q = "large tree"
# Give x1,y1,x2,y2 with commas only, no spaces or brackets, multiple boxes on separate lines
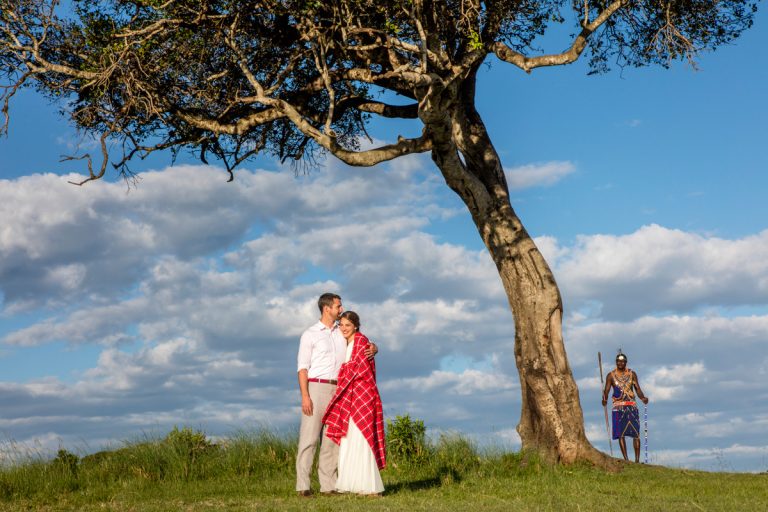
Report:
0,0,759,465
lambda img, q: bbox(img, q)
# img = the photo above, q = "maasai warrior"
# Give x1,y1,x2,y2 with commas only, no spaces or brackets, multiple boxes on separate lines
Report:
322,311,386,495
601,351,649,462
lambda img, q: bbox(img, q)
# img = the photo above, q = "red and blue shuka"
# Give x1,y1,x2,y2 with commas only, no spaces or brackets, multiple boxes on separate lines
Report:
610,368,640,439
322,333,386,470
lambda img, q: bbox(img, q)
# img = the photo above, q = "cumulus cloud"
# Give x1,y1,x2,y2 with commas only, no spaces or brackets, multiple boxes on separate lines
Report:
0,168,253,309
381,368,518,396
644,362,706,401
505,161,575,190
564,312,768,399
0,160,449,311
552,224,768,319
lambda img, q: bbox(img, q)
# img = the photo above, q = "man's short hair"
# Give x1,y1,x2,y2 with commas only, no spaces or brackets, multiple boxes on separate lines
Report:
318,293,341,314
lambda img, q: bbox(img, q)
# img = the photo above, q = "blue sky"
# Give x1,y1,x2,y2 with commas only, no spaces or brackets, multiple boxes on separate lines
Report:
1,6,768,472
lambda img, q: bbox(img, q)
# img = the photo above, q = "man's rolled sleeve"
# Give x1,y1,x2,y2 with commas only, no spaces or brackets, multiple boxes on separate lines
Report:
297,332,313,372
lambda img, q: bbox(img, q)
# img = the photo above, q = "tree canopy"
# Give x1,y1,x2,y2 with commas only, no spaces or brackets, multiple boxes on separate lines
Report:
1,0,757,182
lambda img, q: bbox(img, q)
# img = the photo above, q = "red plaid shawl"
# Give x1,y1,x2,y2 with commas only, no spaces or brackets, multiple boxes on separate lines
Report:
322,333,386,470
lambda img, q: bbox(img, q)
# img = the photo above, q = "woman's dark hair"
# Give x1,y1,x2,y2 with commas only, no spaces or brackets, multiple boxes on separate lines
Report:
340,311,360,330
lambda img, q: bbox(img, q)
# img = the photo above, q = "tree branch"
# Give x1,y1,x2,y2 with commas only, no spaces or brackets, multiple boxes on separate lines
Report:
173,106,286,135
330,132,432,167
64,131,111,186
0,71,31,135
492,0,630,73
335,97,418,120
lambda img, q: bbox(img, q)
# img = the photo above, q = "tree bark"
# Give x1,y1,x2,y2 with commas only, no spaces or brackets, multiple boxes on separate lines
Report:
421,72,613,467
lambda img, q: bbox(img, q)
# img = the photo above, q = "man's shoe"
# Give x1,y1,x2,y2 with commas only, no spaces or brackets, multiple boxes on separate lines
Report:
297,490,313,497
321,490,341,496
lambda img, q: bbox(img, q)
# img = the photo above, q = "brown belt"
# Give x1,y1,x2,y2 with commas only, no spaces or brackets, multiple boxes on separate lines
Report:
308,378,337,385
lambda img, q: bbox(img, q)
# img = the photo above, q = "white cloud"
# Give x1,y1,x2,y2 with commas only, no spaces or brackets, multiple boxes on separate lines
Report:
554,224,768,319
644,362,705,401
672,413,768,440
485,427,521,448
565,313,768,373
576,376,602,391
381,368,518,396
0,162,454,311
584,422,610,445
673,412,722,425
505,161,575,190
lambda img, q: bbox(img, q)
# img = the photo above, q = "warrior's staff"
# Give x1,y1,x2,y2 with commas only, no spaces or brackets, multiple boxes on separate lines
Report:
598,352,613,456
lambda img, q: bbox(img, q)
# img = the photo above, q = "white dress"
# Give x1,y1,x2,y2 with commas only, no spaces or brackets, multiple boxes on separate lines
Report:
335,339,385,494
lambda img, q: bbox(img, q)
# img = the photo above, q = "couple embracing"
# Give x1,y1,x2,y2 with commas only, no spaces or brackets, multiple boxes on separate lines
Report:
295,293,386,497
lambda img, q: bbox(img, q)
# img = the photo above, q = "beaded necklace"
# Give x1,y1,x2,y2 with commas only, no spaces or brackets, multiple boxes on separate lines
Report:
612,368,635,400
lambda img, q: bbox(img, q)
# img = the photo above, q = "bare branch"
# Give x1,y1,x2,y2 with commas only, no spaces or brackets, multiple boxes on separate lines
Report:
173,106,286,135
331,132,432,167
309,35,337,136
336,98,418,119
647,2,698,68
223,13,267,98
0,71,31,135
343,67,432,88
409,0,429,73
64,131,111,186
492,0,630,73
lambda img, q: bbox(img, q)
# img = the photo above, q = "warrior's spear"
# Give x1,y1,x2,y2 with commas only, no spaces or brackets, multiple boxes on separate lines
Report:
598,351,613,457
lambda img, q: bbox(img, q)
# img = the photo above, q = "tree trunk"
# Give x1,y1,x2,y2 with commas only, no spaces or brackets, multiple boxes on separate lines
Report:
479,194,607,465
420,73,612,467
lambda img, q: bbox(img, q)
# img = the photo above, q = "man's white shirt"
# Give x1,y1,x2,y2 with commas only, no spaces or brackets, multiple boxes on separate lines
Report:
297,321,347,379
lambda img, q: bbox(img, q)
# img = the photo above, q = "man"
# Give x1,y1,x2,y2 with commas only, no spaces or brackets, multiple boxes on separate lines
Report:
602,351,649,463
295,293,377,496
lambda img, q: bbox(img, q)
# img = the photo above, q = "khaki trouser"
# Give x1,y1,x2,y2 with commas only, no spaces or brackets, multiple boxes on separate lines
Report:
296,381,339,492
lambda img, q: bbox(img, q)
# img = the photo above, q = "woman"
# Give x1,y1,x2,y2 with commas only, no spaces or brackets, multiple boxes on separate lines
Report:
322,311,386,495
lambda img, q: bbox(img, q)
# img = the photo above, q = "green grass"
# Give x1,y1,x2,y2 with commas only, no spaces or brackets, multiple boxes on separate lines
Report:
0,428,766,511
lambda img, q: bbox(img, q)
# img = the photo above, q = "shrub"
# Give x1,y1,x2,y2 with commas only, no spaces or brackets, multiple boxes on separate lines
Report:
52,449,80,477
164,426,214,454
163,426,217,480
386,414,428,464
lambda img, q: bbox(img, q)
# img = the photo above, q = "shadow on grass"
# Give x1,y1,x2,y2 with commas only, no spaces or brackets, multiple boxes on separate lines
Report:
385,467,462,494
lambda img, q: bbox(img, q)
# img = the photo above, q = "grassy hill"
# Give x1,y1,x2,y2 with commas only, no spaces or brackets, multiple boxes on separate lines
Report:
1,426,765,511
